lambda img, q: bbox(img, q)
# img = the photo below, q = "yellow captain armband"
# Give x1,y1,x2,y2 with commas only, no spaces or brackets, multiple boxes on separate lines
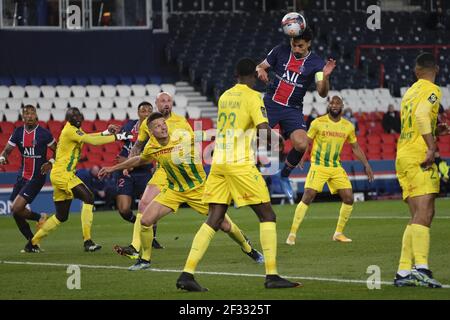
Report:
315,71,324,82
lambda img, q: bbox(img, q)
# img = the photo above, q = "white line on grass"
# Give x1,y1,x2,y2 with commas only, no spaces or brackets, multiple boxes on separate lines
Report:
1,260,449,289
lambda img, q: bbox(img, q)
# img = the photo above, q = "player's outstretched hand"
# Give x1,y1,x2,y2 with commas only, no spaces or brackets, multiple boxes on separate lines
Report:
107,124,121,134
436,122,450,136
257,68,269,83
98,167,113,179
323,59,336,78
40,162,53,175
365,164,375,182
115,132,133,141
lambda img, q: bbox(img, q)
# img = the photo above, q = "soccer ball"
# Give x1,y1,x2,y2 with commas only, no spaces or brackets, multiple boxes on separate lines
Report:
281,12,307,37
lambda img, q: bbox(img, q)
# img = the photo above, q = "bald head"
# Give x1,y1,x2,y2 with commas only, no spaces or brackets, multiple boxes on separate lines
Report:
156,92,173,118
66,107,83,128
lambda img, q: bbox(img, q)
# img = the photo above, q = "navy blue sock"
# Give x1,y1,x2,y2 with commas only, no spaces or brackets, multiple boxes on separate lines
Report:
281,149,304,177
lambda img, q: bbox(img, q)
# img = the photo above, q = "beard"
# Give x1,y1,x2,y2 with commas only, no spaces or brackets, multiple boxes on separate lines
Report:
329,109,342,118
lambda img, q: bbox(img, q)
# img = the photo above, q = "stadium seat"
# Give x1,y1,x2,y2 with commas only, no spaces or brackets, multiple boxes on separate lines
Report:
83,109,98,121
1,122,15,134
0,86,9,99
9,86,25,98
81,120,94,133
38,110,52,121
55,85,71,98
174,94,188,108
6,98,22,110
25,86,41,99
129,96,145,109
86,85,102,98
102,153,117,164
68,97,84,109
3,110,20,122
71,85,87,98
37,98,53,110
131,84,146,97
40,86,57,98
114,97,129,109
146,84,161,96
84,98,99,109
94,120,109,132
97,109,113,120
186,106,201,119
381,133,396,144
104,143,121,154
101,85,116,98
53,98,68,109
22,98,37,107
99,97,114,109
112,108,128,120
160,83,176,96
116,85,132,97
47,120,63,136
52,109,67,121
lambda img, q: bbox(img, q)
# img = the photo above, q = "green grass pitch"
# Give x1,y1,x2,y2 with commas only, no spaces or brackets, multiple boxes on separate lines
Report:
1,199,450,300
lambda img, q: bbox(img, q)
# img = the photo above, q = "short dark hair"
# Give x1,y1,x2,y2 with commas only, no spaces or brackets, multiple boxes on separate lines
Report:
292,26,313,42
22,104,36,112
236,58,257,77
416,52,436,69
138,101,153,111
146,111,165,127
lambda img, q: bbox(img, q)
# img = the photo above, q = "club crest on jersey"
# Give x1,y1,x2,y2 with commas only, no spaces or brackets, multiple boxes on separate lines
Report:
76,130,84,136
260,106,268,118
282,70,299,83
428,93,437,104
299,65,305,73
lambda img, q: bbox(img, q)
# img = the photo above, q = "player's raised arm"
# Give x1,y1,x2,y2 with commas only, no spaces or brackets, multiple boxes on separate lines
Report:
316,59,336,98
256,60,271,83
98,155,151,179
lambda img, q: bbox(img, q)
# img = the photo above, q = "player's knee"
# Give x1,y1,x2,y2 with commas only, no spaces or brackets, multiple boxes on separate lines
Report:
343,197,354,205
55,212,69,223
301,192,315,205
118,209,133,221
140,215,153,227
11,203,25,215
292,139,308,152
138,200,150,213
219,218,230,232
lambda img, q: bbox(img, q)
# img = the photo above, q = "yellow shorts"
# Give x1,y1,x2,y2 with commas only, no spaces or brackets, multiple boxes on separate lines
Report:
154,185,208,214
50,170,84,202
396,157,439,200
202,164,270,208
147,167,167,190
304,165,352,194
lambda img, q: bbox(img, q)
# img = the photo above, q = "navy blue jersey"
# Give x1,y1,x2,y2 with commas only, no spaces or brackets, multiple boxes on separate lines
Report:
264,44,325,110
8,126,55,180
119,120,152,173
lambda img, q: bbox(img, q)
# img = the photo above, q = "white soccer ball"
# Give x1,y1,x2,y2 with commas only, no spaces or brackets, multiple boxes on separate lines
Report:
281,12,307,37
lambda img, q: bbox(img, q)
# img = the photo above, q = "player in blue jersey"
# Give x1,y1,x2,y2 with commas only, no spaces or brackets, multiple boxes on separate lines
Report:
256,27,336,201
113,101,163,258
0,105,56,253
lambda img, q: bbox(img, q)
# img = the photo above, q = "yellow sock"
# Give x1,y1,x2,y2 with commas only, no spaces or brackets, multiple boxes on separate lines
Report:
289,201,309,235
31,215,61,245
260,222,278,275
224,214,252,253
335,203,353,234
398,225,413,272
410,223,430,268
140,224,153,262
183,223,216,274
81,203,94,241
131,213,142,251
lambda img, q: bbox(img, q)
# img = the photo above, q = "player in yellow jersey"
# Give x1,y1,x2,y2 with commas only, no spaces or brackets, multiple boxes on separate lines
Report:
31,107,132,251
286,95,374,245
113,92,192,257
176,58,300,292
99,112,263,270
394,53,449,288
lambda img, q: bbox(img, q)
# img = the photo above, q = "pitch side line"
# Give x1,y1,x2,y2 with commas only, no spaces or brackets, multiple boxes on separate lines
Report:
1,260,449,288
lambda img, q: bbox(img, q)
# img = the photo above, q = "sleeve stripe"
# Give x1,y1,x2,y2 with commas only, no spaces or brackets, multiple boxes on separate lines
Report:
47,138,56,147
7,141,16,147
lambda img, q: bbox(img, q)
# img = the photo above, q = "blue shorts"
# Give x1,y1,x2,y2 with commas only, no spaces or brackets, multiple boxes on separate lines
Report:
116,171,152,198
10,175,46,204
264,98,307,139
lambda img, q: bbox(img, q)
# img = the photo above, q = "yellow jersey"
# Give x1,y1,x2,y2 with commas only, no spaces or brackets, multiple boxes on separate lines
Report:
140,130,206,192
308,115,357,167
397,79,441,159
212,84,268,169
138,112,192,143
53,123,115,173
